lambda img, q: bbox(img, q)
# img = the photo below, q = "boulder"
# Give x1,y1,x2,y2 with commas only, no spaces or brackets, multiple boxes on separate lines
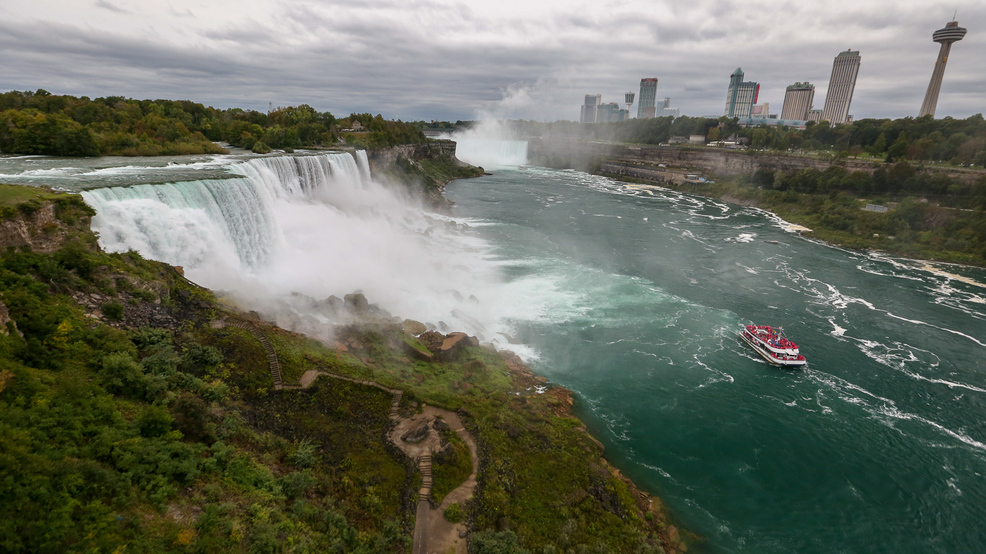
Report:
344,292,369,314
402,319,427,336
404,342,434,362
432,418,450,433
401,421,431,444
438,332,480,361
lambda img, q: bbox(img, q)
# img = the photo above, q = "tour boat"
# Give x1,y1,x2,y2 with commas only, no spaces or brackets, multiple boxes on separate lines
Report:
740,324,807,368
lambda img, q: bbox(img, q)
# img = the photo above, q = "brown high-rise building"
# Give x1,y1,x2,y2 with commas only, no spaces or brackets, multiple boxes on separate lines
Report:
780,82,815,121
820,50,860,124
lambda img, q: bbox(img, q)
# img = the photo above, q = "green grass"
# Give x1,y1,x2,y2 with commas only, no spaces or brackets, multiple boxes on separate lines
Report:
0,183,48,205
431,424,473,504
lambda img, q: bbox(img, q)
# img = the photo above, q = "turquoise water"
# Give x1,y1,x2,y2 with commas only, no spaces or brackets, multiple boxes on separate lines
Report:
445,168,986,553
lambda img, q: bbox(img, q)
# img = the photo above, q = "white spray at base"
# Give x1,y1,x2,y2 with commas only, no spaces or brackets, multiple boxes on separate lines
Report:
448,120,529,169
81,151,545,353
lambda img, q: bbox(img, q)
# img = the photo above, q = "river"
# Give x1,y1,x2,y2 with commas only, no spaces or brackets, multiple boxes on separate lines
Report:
3,146,985,552
444,151,986,553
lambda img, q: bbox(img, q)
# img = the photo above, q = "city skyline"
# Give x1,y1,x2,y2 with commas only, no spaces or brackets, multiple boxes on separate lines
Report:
1,1,983,122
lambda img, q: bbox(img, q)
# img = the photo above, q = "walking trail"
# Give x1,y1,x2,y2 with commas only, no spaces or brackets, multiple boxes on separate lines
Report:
213,318,480,554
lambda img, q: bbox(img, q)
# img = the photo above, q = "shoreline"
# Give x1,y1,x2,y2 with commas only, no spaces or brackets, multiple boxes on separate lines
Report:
601,169,986,271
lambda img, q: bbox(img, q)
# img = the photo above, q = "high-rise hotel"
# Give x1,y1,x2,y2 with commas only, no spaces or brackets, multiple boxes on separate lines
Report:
724,68,759,119
637,78,658,118
780,82,815,121
820,50,861,124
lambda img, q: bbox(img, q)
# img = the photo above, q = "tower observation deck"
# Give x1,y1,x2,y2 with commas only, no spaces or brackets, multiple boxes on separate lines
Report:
919,20,967,118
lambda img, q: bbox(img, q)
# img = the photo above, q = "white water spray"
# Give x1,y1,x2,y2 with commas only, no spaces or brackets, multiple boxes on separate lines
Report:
449,120,529,169
82,151,537,347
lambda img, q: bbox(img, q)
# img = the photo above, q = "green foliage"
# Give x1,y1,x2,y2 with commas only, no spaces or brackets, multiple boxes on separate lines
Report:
101,300,124,320
468,529,529,554
444,502,464,523
432,424,473,504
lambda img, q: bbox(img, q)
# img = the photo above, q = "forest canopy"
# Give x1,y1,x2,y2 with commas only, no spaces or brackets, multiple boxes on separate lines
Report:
0,90,425,156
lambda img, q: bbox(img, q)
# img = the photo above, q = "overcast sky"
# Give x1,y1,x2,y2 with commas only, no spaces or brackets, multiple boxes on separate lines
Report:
2,0,983,122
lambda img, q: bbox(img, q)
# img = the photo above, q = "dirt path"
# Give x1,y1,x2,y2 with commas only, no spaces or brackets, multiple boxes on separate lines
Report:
215,318,480,553
391,406,479,554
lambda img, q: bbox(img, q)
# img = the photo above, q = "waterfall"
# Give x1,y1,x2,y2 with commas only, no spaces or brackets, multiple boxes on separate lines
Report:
80,151,523,344
453,139,529,169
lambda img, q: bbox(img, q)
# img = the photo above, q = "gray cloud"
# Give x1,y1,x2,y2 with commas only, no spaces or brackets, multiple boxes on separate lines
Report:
1,1,983,121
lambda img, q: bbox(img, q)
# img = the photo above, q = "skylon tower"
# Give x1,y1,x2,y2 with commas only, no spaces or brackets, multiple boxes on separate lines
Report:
919,19,967,118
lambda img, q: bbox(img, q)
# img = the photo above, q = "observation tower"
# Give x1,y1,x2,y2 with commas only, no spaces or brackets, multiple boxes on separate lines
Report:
624,92,635,118
919,19,967,118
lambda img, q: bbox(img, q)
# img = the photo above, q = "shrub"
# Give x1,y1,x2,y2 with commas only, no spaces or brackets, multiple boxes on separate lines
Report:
101,300,124,321
444,502,463,523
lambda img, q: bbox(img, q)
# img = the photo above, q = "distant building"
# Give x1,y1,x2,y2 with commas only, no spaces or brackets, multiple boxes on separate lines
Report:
656,97,680,118
820,50,860,124
919,20,967,118
807,109,823,122
724,68,760,119
780,82,815,121
751,103,773,118
580,94,601,124
597,102,624,123
637,78,658,118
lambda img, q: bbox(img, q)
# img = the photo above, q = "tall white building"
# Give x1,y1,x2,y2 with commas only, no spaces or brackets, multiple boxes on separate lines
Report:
725,68,759,119
820,50,860,124
780,82,815,121
580,94,601,124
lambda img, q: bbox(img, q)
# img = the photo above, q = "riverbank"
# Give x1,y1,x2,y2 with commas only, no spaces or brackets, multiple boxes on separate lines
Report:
598,167,986,269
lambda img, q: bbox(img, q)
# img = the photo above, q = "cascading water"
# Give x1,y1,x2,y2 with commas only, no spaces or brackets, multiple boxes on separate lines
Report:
81,151,544,348
453,138,529,169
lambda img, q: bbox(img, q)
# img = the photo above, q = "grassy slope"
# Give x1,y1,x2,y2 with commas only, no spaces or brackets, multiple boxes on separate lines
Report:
0,193,685,553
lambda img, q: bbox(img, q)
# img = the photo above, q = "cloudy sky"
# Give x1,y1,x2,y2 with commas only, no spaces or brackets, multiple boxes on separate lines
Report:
2,0,983,122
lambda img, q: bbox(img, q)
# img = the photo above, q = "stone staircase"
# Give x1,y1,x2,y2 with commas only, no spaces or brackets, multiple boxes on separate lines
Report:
213,319,284,389
390,390,403,419
418,453,433,502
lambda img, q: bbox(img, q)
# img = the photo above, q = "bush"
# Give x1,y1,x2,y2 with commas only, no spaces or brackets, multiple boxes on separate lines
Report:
101,300,124,321
251,141,272,154
444,502,463,523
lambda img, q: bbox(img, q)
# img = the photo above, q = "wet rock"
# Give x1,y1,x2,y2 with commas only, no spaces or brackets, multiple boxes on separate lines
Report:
438,332,480,361
404,342,434,362
344,292,369,314
402,319,427,335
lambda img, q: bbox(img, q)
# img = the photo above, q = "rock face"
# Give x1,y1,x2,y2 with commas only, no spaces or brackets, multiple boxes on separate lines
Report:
0,199,92,253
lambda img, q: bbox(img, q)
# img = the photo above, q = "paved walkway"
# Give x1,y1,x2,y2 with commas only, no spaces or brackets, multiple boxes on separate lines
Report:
214,318,479,553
